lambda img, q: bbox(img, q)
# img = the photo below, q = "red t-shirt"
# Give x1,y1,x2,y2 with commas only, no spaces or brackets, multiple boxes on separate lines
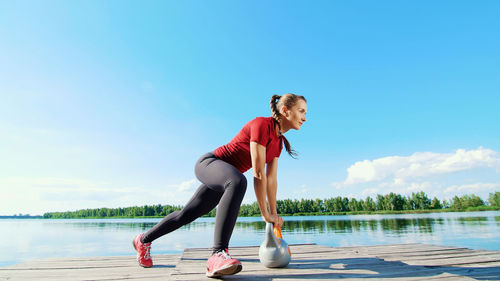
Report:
214,117,283,173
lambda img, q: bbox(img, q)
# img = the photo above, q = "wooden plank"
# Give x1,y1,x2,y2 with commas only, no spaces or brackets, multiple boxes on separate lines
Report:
2,244,500,281
171,244,500,281
0,268,173,281
182,244,331,255
451,260,500,268
405,273,477,281
0,255,180,281
359,245,469,255
1,255,180,270
403,254,500,267
179,243,470,263
171,257,496,281
0,269,174,281
382,250,500,262
378,248,490,259
431,265,500,279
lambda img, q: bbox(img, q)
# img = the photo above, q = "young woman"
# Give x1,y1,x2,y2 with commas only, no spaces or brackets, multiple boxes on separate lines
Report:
133,94,307,277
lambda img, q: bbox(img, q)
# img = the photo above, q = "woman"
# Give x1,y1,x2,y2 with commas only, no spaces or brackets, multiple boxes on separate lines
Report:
133,94,307,277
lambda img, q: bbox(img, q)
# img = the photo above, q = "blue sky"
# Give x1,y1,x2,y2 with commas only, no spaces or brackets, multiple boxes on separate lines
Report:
1,0,499,215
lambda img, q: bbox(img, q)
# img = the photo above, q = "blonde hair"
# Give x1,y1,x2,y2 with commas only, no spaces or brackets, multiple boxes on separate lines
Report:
270,93,307,158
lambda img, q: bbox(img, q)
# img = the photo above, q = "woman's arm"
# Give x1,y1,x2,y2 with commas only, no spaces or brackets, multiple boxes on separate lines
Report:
251,142,283,227
266,157,283,228
266,157,279,215
250,141,270,221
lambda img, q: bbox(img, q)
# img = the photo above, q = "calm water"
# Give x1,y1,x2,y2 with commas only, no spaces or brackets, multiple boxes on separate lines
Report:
1,211,499,267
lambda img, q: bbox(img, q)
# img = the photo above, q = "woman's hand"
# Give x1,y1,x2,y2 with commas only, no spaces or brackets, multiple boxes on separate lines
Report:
262,213,284,229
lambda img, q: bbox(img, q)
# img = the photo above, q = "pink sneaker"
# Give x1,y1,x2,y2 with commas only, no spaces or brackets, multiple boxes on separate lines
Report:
132,234,153,268
206,249,242,278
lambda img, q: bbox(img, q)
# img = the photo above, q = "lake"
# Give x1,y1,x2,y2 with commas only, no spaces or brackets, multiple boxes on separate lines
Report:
2,211,499,267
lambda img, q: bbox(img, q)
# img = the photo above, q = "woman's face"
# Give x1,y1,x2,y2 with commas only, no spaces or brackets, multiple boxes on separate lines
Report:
282,99,307,130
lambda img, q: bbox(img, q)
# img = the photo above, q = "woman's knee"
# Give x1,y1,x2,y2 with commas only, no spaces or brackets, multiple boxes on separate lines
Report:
226,173,247,193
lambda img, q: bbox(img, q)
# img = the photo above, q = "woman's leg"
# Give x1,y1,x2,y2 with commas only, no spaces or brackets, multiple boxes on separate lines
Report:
141,183,223,243
141,152,247,251
194,153,247,251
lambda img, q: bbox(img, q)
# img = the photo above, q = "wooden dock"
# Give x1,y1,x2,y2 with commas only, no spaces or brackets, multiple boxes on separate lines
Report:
1,243,499,280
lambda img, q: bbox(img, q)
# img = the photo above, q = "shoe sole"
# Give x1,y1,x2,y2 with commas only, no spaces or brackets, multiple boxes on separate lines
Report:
132,236,152,268
206,263,242,278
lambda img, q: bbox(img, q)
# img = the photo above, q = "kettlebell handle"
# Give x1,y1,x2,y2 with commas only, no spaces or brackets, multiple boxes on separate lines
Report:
273,225,283,239
273,223,292,257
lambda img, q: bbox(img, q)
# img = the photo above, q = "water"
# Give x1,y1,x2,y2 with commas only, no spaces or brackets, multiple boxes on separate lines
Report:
1,211,499,267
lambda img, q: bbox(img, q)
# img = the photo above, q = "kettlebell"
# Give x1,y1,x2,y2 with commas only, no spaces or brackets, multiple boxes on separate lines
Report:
259,222,291,268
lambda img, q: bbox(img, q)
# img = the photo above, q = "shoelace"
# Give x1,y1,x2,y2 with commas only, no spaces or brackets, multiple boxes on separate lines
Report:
216,249,232,260
143,243,152,259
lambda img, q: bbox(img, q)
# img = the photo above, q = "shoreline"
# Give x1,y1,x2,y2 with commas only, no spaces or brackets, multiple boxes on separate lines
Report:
5,207,498,219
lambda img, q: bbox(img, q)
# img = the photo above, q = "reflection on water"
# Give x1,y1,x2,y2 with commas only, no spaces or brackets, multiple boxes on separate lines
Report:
39,214,490,235
1,211,499,267
456,216,489,227
62,218,441,234
233,218,437,234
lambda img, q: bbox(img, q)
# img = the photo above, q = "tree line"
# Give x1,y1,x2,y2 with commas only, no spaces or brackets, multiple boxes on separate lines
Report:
43,191,500,219
43,204,183,219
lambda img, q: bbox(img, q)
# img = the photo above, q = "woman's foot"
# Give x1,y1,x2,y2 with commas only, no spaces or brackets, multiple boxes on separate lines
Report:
206,249,242,278
132,233,153,268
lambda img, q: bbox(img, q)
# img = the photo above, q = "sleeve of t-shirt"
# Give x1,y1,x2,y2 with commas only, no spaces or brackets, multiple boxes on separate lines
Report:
249,118,270,147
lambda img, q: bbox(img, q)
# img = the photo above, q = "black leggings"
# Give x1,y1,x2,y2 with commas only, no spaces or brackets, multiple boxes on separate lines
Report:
141,152,247,251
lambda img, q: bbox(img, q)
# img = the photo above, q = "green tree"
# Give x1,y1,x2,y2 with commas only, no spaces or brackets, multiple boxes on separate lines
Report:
412,192,431,209
404,195,415,210
362,197,376,211
464,194,484,208
376,194,386,210
488,192,500,207
312,199,324,212
348,198,358,212
323,198,334,212
450,196,463,210
385,193,404,210
430,197,443,209
450,194,484,209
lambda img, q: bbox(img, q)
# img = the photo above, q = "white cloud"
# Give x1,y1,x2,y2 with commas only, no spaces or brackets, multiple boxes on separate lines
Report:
361,188,379,198
347,193,358,199
392,178,406,187
0,177,202,215
444,183,500,195
4,177,109,189
344,147,500,185
293,185,308,195
406,182,432,193
331,182,343,190
332,147,500,201
170,179,197,192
